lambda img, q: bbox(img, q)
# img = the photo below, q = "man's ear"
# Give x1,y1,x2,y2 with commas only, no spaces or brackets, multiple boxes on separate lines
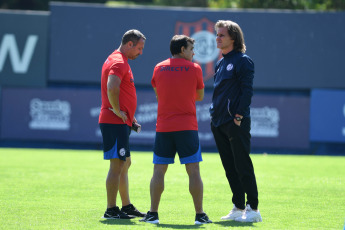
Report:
180,46,185,54
127,41,133,48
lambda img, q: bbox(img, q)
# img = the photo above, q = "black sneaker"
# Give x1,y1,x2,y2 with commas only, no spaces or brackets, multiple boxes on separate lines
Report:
139,211,159,224
121,204,146,217
195,213,212,225
102,206,134,219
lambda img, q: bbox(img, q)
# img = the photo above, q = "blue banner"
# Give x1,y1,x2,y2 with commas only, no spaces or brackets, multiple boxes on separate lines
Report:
310,89,345,143
251,94,310,149
0,88,310,149
0,11,49,87
0,88,102,143
130,91,310,149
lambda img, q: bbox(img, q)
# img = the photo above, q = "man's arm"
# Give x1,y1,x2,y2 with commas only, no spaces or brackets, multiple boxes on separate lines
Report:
153,87,158,101
107,75,127,123
196,88,204,101
237,57,254,116
234,56,254,126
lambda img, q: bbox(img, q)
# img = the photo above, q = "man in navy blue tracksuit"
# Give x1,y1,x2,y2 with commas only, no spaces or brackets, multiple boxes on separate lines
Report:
210,20,262,223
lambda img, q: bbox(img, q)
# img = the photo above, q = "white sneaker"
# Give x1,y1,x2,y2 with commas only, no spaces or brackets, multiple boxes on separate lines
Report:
221,204,244,220
235,204,262,222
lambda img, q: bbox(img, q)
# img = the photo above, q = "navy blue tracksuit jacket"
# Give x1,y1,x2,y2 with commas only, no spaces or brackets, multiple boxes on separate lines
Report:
209,50,254,127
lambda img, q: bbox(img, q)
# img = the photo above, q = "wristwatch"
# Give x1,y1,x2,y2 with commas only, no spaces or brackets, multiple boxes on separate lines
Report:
234,117,242,121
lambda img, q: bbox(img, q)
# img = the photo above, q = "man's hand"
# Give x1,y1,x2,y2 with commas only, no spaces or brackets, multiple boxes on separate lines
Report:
109,108,127,123
234,114,243,126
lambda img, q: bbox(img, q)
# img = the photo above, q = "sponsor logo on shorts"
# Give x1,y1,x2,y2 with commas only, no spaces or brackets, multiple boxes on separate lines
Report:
119,148,126,156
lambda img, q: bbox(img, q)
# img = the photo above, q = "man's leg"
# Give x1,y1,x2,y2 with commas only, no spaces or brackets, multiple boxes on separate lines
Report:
106,158,125,208
185,162,203,214
211,122,246,210
229,119,259,210
118,155,146,217
231,120,262,223
150,164,168,212
119,156,131,207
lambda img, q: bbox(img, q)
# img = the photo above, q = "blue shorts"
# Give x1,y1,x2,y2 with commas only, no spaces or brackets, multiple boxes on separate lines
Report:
153,130,202,164
99,123,131,161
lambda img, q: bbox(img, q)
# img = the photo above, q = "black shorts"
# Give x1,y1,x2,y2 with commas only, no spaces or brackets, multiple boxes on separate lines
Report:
153,130,202,164
99,123,131,161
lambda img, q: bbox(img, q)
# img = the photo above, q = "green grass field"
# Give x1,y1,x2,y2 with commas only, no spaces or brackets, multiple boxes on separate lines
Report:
0,148,344,229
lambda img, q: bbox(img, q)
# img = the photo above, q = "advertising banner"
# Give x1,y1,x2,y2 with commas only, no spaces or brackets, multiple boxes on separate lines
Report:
251,94,310,149
134,92,310,149
310,89,345,143
1,88,309,149
0,11,49,87
49,3,345,89
0,88,102,143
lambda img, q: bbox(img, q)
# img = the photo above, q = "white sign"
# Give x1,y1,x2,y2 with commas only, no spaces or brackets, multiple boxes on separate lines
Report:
251,106,280,137
29,98,71,130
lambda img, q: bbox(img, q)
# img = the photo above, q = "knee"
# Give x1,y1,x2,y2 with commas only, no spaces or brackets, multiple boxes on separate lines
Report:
153,165,168,179
186,163,201,179
126,157,132,169
109,165,122,175
109,159,125,174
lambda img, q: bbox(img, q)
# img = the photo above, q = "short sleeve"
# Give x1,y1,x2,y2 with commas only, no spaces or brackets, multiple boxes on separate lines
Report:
151,66,158,88
109,62,127,80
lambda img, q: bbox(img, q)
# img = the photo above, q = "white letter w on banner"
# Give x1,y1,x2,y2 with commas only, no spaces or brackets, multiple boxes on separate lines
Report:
0,34,38,74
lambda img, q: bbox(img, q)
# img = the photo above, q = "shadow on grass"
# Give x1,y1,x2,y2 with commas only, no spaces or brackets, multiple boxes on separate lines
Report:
99,219,137,226
156,224,204,229
213,220,254,227
99,219,255,228
99,220,205,228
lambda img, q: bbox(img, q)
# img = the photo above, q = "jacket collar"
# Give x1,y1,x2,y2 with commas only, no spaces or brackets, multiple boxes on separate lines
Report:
222,49,236,58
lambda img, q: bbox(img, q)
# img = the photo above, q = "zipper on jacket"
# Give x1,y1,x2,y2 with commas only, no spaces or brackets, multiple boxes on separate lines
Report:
227,99,233,117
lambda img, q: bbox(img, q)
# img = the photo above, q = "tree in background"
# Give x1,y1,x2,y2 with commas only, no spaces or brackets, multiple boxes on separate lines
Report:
0,0,44,10
0,0,106,10
153,0,208,7
0,0,344,10
209,0,345,10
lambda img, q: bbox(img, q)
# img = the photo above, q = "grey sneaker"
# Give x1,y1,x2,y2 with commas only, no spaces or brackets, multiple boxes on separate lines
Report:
235,204,262,222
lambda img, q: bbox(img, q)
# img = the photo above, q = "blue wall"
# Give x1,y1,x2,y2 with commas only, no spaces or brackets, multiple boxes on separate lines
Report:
0,4,345,154
48,3,345,89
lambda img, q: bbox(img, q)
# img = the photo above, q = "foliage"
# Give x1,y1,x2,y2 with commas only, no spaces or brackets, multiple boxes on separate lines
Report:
209,0,345,10
1,0,345,10
153,0,208,7
208,0,239,8
0,0,106,11
238,0,345,10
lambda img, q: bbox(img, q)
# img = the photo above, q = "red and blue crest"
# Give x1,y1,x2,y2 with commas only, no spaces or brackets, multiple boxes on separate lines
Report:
175,18,221,81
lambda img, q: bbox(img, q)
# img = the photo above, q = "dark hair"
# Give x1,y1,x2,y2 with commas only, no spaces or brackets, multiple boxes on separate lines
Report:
215,20,246,53
121,29,146,46
170,35,194,55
